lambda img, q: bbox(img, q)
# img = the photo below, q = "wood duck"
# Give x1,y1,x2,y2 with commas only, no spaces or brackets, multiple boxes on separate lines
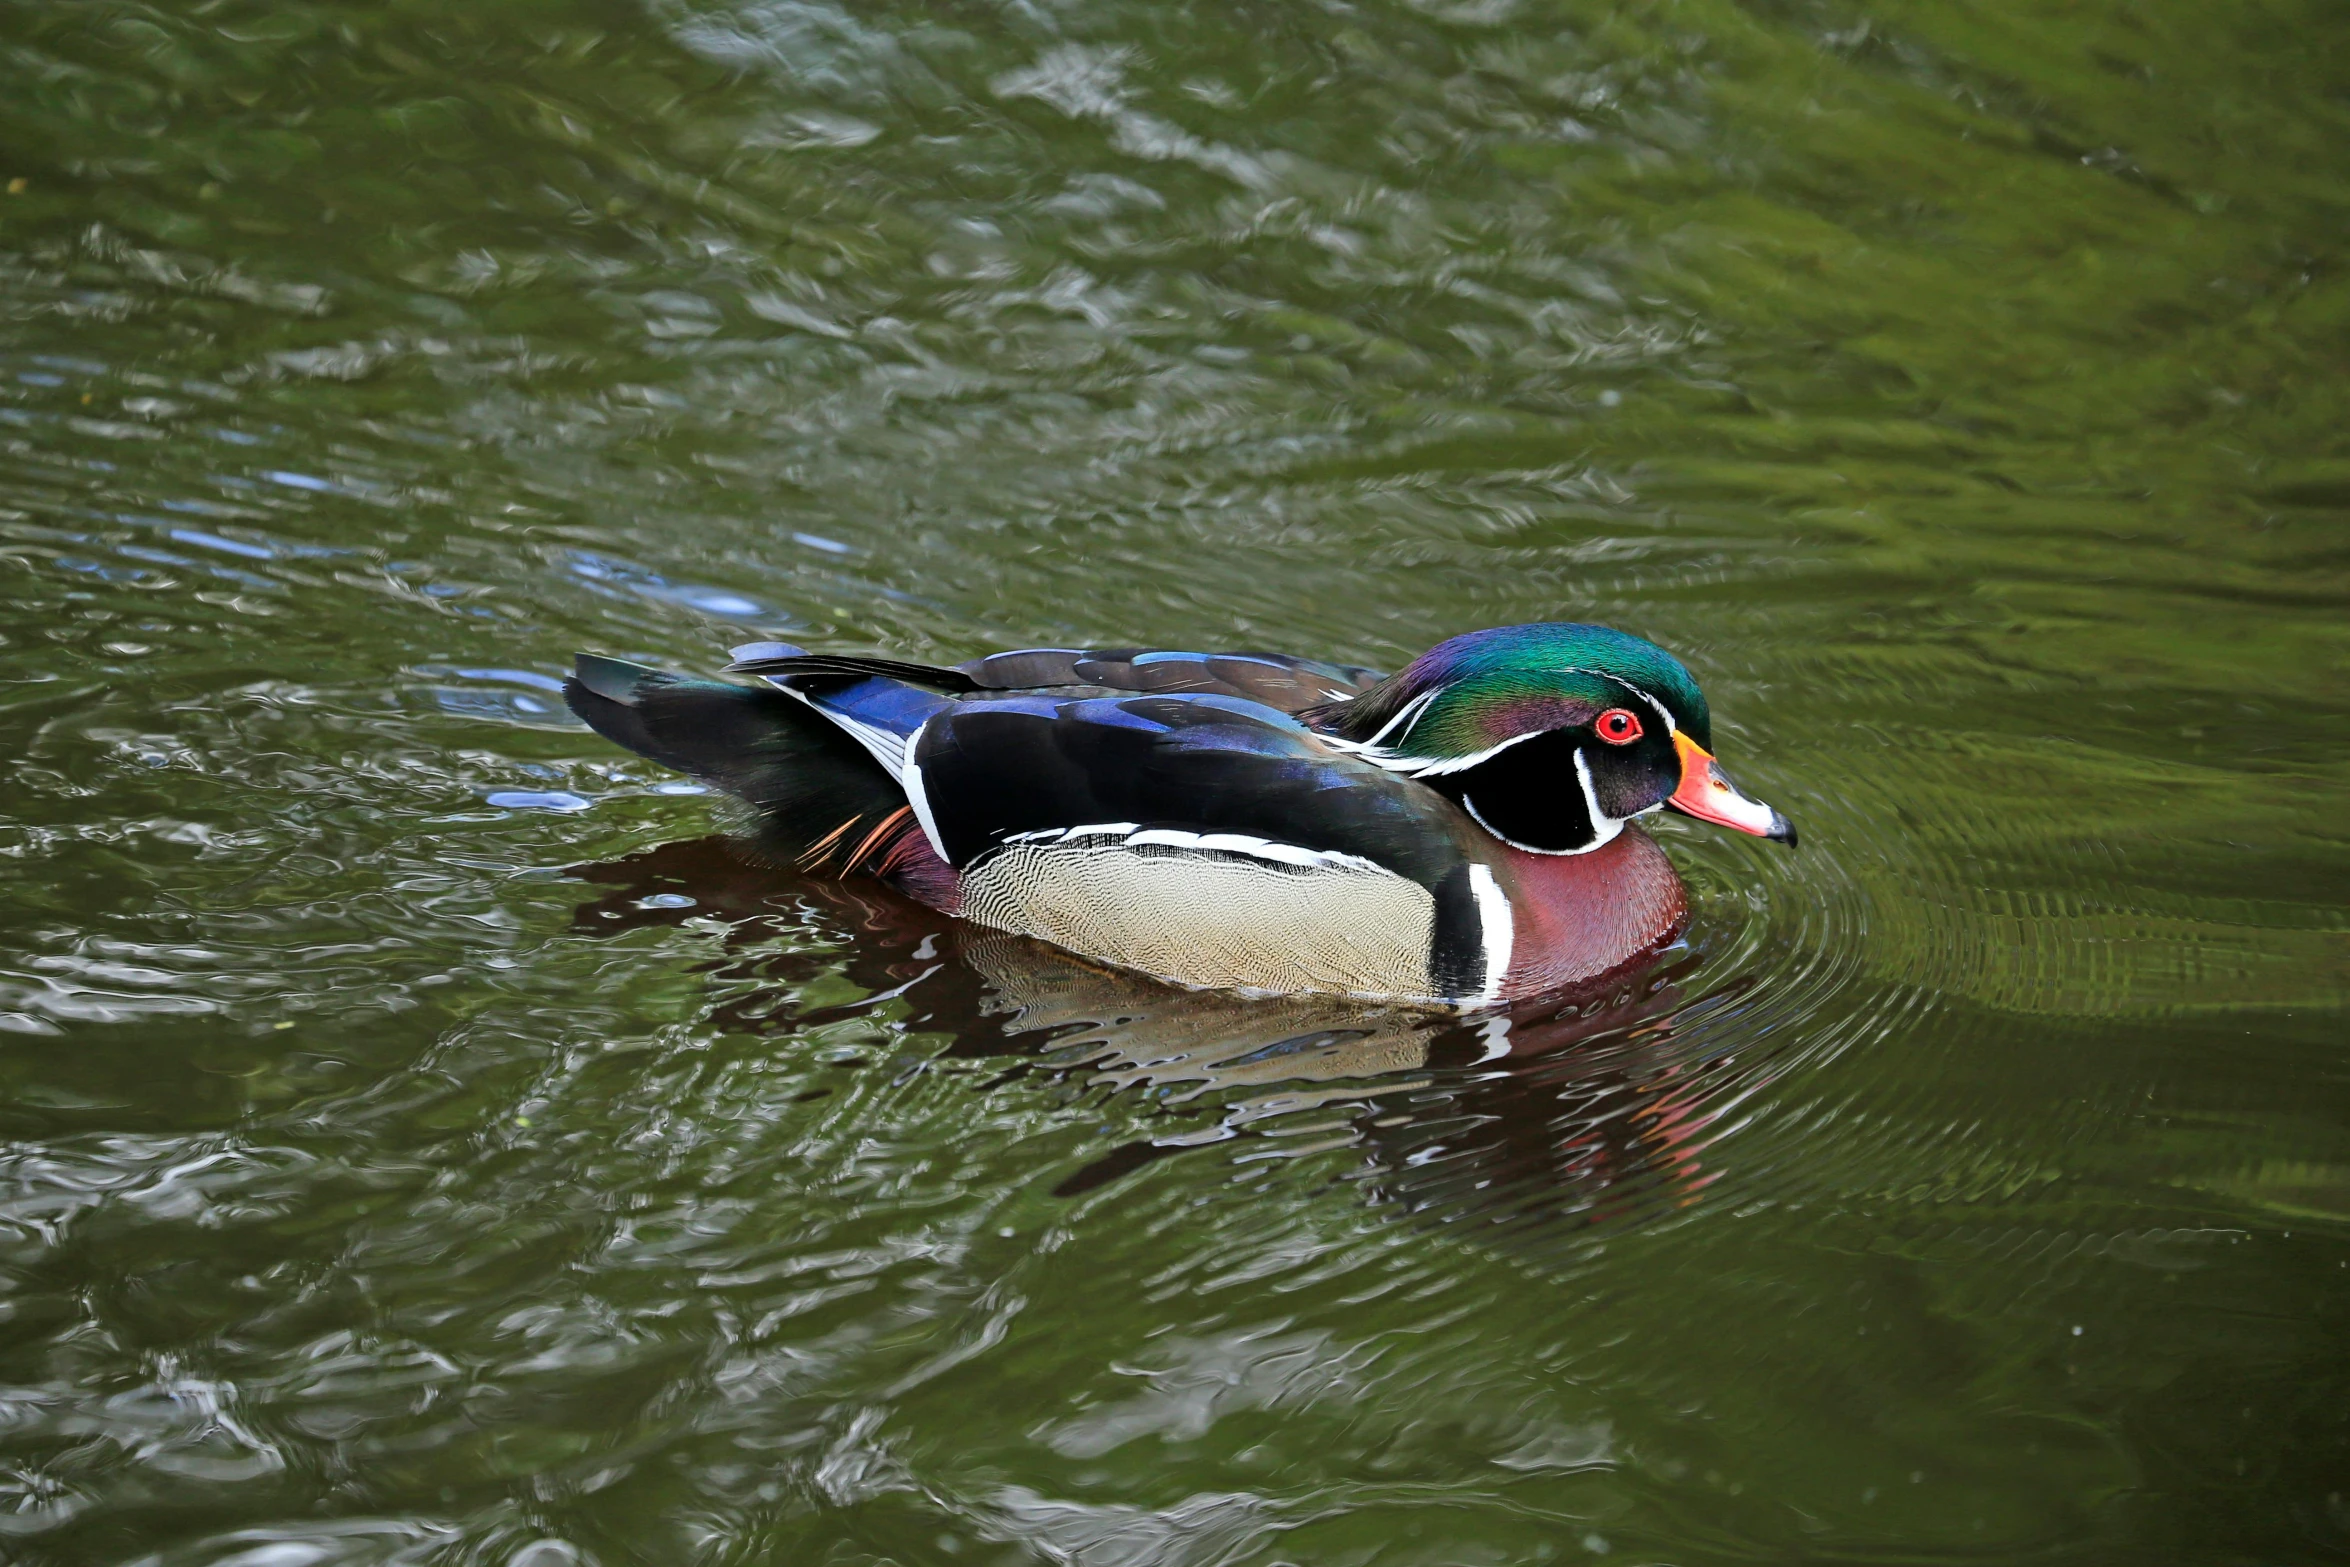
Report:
563,622,1794,1008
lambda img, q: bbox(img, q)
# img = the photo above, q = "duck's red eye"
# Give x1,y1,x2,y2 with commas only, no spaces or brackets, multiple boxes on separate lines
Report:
1596,708,1643,745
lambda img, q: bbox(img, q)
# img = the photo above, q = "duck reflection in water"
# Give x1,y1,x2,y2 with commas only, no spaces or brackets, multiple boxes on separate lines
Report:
568,837,1756,1238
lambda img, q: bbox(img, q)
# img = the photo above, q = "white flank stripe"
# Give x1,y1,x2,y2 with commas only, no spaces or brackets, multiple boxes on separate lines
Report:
1193,832,1328,867
1468,862,1514,1008
1019,824,1386,874
1122,827,1208,850
1115,826,1380,872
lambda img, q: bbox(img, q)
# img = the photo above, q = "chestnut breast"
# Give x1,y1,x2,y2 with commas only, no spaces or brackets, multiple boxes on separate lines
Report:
1489,825,1687,999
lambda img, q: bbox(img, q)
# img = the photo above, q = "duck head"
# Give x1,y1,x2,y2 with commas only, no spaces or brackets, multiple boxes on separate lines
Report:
1311,623,1796,855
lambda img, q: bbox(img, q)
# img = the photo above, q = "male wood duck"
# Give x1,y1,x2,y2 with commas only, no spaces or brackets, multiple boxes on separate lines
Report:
563,623,1794,1008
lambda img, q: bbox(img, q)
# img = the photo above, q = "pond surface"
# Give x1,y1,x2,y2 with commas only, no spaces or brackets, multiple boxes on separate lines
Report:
3,0,2347,1561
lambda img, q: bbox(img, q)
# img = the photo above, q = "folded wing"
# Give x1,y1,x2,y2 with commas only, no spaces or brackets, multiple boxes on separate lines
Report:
730,643,1382,715
908,691,1502,1003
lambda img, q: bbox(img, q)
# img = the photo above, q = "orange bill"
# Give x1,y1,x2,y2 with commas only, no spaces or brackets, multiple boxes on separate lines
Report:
1668,732,1797,845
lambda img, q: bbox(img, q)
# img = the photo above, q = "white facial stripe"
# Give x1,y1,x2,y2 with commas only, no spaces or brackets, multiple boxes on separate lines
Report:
1341,668,1682,768
1573,745,1632,839
1460,791,1620,857
1610,677,1676,735
1322,743,1436,774
1459,747,1624,857
1362,687,1439,749
1398,727,1541,778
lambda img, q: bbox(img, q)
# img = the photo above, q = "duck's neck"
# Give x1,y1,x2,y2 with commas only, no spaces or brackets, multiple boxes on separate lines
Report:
1488,824,1686,1000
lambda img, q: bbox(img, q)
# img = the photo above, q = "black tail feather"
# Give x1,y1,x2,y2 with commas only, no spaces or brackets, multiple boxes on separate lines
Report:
725,651,981,692
563,655,909,867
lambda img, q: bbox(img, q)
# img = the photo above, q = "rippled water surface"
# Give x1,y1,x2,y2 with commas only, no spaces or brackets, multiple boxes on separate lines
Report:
3,0,2348,1560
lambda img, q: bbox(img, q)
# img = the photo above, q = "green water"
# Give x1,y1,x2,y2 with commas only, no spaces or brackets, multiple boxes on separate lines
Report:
3,0,2347,1559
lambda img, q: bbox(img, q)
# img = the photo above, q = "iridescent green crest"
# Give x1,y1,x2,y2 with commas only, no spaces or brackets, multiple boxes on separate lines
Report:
1324,623,1713,759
